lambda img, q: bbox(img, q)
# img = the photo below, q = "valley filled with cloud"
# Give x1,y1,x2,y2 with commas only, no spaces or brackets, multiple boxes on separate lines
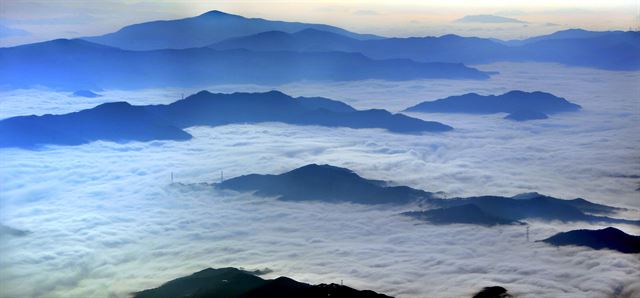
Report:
1,62,638,297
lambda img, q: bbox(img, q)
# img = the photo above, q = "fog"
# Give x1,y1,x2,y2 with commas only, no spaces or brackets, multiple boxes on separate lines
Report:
0,62,639,297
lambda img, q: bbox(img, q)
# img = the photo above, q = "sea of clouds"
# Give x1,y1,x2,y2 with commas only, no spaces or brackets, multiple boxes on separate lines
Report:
0,62,639,297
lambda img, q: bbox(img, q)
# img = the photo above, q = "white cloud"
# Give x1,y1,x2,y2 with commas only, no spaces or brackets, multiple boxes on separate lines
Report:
0,62,639,297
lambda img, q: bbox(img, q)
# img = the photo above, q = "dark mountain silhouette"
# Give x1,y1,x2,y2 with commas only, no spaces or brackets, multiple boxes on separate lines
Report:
504,110,548,121
541,227,640,254
0,102,192,148
218,164,434,204
71,90,102,98
133,267,392,298
209,26,640,70
218,164,638,225
83,10,380,51
403,204,522,226
0,91,451,148
404,91,581,115
0,39,489,90
472,286,512,298
434,194,639,225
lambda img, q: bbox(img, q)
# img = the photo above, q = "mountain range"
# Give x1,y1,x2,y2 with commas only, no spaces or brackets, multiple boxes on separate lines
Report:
404,91,581,119
84,10,381,51
2,11,638,90
541,227,640,254
0,91,452,148
217,164,638,226
134,267,392,298
0,38,489,90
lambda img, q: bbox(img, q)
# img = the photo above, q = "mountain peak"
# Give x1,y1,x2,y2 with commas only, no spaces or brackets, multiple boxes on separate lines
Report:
198,10,241,18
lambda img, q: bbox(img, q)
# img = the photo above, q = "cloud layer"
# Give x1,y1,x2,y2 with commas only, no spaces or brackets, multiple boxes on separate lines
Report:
0,62,639,297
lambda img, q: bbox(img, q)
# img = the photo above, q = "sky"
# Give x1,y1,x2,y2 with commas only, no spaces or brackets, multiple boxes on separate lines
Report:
1,0,639,46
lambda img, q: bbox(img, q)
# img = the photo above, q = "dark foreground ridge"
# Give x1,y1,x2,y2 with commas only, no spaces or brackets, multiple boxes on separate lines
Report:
133,267,392,298
541,227,640,254
404,91,581,118
0,91,451,148
134,267,514,298
217,164,638,226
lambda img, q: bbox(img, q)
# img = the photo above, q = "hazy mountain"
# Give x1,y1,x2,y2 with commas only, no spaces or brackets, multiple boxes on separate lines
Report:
83,10,380,51
504,110,548,121
404,91,581,115
134,267,392,298
0,39,490,90
218,164,638,225
403,204,523,226
454,15,527,24
209,27,640,70
210,29,510,64
541,227,640,254
218,164,434,204
502,29,635,46
71,90,102,98
0,91,452,148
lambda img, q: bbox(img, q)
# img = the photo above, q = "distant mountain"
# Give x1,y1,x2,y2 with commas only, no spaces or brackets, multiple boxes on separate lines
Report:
454,15,527,24
71,90,102,98
218,164,434,204
218,164,638,226
403,204,523,226
504,110,548,121
83,10,380,51
134,267,392,298
541,227,640,254
404,91,581,116
210,29,510,64
0,91,452,148
209,27,640,70
433,195,639,225
0,39,490,90
502,29,634,46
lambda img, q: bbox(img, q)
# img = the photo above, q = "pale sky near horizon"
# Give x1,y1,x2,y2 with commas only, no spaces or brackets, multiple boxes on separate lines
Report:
0,0,639,46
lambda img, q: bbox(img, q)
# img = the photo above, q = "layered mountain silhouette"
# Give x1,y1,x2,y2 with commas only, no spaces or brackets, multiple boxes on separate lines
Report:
0,91,452,148
403,91,581,117
218,164,638,226
0,39,489,90
134,267,392,298
84,10,380,51
205,23,640,70
402,204,523,226
541,227,640,254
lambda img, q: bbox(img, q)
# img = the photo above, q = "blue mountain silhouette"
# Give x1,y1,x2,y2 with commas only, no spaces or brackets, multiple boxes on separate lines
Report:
404,91,581,115
217,164,637,226
541,227,640,254
0,91,452,148
0,39,489,90
83,10,380,51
